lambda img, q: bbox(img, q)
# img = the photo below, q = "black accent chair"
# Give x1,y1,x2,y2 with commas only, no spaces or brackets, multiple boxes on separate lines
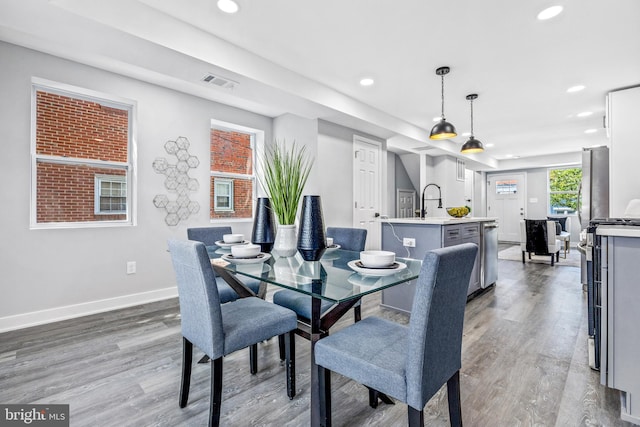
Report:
519,219,561,266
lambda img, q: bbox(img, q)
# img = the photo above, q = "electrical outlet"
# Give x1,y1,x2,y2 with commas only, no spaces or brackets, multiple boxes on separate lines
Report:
126,261,136,275
403,238,416,248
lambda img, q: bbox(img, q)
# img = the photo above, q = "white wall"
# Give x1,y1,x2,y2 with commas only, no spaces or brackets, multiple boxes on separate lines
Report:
608,86,640,217
0,42,272,331
317,120,386,226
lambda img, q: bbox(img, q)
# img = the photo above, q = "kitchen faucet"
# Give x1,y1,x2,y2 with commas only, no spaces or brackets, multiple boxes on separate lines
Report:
421,183,442,219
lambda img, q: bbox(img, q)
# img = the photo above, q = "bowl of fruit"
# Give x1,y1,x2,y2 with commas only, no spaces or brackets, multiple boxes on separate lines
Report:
446,206,471,218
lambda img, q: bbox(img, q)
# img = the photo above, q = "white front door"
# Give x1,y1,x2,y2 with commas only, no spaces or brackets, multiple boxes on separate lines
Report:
487,173,526,242
353,136,382,250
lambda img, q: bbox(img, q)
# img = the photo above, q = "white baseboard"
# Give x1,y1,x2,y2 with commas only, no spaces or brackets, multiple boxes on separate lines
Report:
0,287,178,333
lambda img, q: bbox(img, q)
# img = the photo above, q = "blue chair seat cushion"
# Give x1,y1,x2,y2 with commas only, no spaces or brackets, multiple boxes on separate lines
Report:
220,297,297,356
273,289,335,319
216,277,261,304
315,316,408,402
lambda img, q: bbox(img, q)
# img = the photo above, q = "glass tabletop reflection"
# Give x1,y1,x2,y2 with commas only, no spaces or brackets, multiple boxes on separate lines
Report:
208,246,421,303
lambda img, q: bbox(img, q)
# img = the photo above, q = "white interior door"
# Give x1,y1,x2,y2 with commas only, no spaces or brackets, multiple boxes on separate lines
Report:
397,189,416,218
353,136,381,250
487,173,526,242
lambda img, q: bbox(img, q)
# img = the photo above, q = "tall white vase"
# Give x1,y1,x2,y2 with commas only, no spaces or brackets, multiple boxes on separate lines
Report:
273,224,298,257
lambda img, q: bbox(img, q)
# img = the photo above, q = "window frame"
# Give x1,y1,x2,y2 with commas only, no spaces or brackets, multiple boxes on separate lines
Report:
213,177,234,212
547,166,582,216
94,174,128,215
30,78,137,229
209,119,264,223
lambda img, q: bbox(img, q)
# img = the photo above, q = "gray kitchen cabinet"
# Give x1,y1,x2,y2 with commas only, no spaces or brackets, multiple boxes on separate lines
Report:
380,219,487,313
599,229,640,425
443,223,481,295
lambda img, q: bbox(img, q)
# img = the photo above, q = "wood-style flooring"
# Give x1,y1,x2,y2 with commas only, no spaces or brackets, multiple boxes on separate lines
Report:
0,246,633,426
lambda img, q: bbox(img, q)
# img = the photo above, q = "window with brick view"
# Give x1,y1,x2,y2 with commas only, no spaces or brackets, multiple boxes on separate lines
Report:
210,128,254,220
33,85,133,226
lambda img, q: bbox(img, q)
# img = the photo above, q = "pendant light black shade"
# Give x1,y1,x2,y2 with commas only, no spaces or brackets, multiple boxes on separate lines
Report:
430,66,457,140
460,93,485,154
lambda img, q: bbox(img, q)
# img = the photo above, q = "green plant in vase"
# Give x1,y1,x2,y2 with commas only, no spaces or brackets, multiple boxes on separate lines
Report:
258,141,313,256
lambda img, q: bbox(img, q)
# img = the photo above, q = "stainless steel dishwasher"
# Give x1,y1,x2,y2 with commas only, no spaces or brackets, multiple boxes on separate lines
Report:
481,221,499,288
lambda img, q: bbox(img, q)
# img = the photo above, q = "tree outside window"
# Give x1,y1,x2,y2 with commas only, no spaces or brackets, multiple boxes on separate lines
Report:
549,167,582,215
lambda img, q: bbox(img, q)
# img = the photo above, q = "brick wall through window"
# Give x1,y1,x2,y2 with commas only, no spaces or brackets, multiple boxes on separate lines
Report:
210,129,254,219
35,89,130,224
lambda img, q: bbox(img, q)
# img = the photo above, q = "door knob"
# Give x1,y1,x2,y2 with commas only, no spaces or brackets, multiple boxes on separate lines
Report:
374,212,380,218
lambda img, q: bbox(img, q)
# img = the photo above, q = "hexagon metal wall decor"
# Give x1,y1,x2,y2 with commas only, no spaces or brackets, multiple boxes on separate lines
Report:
153,136,200,226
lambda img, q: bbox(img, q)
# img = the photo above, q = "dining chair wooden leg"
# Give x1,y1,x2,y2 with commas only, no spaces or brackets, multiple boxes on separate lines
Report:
408,406,424,427
368,387,379,408
278,334,285,361
446,370,463,427
179,337,193,408
318,365,332,427
353,305,362,322
284,331,296,399
249,344,258,374
521,251,525,263
551,254,555,266
209,357,223,427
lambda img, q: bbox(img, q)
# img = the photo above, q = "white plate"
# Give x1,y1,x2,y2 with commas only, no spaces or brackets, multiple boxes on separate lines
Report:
347,260,407,276
215,240,250,248
221,252,271,265
324,244,341,253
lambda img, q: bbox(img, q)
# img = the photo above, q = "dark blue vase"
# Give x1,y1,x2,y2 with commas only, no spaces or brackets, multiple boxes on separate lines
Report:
297,195,327,261
251,197,276,253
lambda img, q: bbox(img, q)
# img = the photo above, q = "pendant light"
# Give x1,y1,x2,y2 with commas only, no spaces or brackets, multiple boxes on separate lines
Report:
429,66,457,140
460,94,485,154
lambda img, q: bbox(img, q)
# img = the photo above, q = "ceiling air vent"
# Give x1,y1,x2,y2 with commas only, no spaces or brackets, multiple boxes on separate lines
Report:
201,73,238,89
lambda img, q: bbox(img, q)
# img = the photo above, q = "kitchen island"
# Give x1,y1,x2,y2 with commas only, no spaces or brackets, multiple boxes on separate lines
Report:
380,217,498,313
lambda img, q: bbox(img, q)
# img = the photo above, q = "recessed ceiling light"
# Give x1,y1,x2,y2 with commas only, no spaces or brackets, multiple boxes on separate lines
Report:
577,111,593,117
505,154,514,158
537,5,563,20
217,0,239,14
461,132,471,137
485,143,495,147
359,78,374,86
432,117,441,122
585,129,598,134
567,85,585,93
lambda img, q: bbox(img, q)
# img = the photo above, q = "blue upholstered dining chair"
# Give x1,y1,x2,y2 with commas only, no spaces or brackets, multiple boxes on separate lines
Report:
314,243,478,427
168,239,298,427
273,227,367,359
187,226,262,302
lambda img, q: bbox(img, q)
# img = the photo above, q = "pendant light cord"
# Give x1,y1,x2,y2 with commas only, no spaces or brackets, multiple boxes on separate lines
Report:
469,97,474,137
440,74,445,119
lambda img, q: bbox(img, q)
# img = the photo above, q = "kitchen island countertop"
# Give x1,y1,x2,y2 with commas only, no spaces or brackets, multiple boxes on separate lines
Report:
382,216,498,225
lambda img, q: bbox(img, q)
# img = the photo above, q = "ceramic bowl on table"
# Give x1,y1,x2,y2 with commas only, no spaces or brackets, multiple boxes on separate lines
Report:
223,233,244,243
359,250,395,268
231,243,261,258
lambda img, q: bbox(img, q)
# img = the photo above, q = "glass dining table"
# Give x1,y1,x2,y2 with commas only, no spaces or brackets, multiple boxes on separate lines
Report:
209,246,422,427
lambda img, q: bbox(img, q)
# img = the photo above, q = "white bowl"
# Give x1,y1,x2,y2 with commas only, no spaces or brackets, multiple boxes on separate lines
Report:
223,233,244,243
231,244,261,258
360,250,395,268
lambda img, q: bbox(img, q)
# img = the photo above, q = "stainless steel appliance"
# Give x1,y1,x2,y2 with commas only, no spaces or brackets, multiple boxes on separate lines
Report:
579,146,609,286
585,217,640,371
481,221,498,288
